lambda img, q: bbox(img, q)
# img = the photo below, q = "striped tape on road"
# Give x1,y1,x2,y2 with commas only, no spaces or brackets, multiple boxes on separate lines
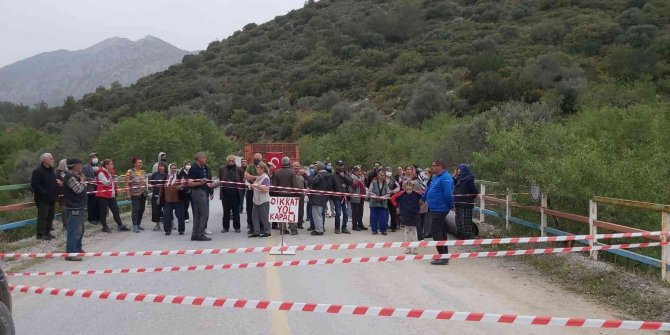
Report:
9,284,670,331
8,242,666,278
1,231,665,260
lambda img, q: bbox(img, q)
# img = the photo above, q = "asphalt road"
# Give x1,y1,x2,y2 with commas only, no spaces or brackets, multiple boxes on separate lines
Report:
10,197,660,335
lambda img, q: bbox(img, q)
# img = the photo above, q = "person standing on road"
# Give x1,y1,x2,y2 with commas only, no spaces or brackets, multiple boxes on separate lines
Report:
368,170,390,235
239,158,248,213
126,157,148,233
159,163,187,236
83,153,101,226
395,180,422,255
272,157,302,235
386,167,401,232
305,161,330,236
293,161,308,230
453,164,478,240
421,160,454,266
218,155,245,233
244,153,263,234
350,166,368,231
62,158,87,261
331,160,353,234
249,162,272,238
96,159,130,233
188,152,214,241
150,162,168,231
177,162,191,223
31,153,60,240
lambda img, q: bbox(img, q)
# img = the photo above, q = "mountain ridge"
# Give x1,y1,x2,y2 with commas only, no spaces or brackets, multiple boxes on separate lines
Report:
0,35,190,106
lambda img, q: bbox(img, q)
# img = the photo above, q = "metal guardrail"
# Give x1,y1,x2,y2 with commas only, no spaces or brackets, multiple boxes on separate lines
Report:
0,200,131,231
0,184,30,192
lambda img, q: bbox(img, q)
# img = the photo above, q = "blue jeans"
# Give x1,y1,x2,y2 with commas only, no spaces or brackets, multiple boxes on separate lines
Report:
306,203,314,229
66,208,85,253
370,207,388,233
333,198,349,230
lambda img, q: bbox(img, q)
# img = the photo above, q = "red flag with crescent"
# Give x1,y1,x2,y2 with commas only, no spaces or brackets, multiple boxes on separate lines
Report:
266,152,282,172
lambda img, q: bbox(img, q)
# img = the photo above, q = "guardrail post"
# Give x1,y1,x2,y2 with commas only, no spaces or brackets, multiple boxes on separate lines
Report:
505,188,511,231
540,194,548,237
479,183,486,223
662,210,669,283
589,200,598,260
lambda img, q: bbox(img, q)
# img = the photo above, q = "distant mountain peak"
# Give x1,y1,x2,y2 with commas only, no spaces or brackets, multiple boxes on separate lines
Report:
0,36,190,106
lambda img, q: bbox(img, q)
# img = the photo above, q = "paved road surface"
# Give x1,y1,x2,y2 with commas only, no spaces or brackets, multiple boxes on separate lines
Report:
10,197,659,335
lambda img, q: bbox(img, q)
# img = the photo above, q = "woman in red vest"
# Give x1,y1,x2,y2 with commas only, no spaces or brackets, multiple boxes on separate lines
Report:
96,159,130,233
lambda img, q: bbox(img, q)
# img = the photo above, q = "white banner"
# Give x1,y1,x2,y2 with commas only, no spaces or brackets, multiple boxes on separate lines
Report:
269,196,300,223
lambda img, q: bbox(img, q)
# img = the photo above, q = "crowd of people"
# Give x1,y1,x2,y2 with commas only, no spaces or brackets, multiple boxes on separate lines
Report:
29,151,479,264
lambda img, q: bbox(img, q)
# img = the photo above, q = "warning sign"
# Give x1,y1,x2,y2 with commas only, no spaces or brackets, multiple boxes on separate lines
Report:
269,197,300,223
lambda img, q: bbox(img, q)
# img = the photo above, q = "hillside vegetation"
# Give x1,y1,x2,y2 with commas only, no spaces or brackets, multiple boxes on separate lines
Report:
0,0,669,233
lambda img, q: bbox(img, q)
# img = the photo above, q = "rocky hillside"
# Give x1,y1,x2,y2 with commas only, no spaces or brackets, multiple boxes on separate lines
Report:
0,35,190,106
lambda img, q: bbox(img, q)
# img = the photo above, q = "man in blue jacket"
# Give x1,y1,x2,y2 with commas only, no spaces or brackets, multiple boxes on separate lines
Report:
421,159,454,265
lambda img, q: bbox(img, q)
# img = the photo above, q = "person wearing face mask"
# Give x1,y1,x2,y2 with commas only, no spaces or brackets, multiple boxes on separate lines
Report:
83,153,101,226
244,153,263,234
218,155,245,233
177,161,192,224
305,163,316,230
152,152,167,173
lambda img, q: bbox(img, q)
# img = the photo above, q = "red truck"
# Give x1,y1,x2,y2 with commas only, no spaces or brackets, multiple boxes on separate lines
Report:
244,143,300,165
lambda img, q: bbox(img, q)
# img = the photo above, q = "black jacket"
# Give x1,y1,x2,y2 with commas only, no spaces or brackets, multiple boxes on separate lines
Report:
218,165,245,202
31,164,59,203
331,172,352,200
306,171,331,206
453,178,478,208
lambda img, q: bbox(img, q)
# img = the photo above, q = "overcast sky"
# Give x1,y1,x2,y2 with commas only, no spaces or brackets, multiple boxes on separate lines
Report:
0,0,307,67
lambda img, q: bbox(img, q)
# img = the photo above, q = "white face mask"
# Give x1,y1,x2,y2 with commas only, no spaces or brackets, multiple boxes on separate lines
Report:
92,158,99,164
185,165,191,172
385,172,392,177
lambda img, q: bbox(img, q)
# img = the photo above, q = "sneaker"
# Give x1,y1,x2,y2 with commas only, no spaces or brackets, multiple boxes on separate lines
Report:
235,229,241,233
65,256,83,261
431,259,449,266
310,231,324,236
153,223,160,231
132,225,140,233
334,229,341,234
341,228,351,234
102,227,112,233
205,230,213,235
118,225,130,232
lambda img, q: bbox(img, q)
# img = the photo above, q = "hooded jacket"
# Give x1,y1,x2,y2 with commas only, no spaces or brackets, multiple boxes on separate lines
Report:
152,152,167,173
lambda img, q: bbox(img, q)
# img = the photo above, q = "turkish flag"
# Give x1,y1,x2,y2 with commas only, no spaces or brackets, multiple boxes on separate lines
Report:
266,152,282,172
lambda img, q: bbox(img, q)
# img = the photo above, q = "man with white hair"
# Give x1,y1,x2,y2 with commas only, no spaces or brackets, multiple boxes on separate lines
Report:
31,153,61,240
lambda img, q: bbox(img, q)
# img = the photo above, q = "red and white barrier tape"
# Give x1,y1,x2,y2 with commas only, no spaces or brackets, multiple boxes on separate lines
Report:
2,231,666,260
9,284,669,330
8,242,666,278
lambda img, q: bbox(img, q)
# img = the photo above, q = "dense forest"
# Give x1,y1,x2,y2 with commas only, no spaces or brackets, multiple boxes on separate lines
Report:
1,0,669,230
